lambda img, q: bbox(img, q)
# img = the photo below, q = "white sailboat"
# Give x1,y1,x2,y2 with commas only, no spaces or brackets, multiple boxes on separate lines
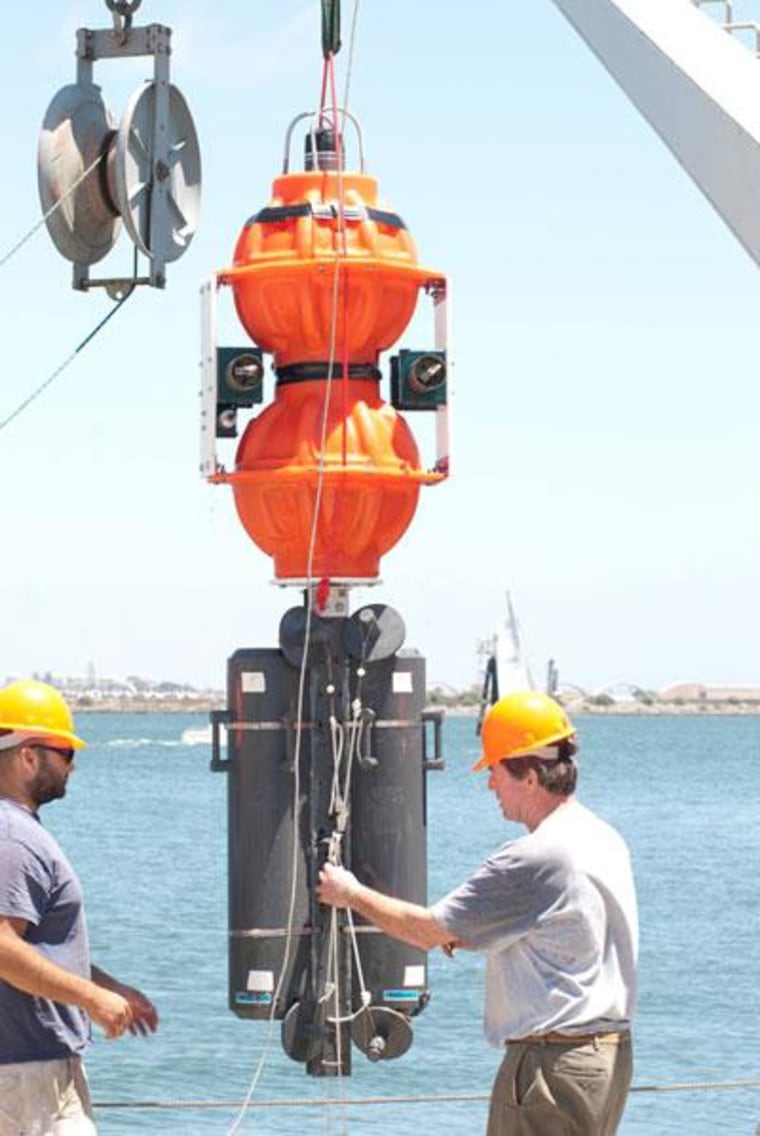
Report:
493,591,534,697
477,591,538,733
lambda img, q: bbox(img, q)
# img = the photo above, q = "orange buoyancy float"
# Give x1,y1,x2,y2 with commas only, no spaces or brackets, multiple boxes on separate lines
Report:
212,378,444,580
219,172,441,369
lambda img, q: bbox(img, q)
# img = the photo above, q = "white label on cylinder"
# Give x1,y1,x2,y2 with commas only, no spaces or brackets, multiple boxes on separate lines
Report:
247,970,274,992
241,671,266,693
393,671,413,693
403,965,426,987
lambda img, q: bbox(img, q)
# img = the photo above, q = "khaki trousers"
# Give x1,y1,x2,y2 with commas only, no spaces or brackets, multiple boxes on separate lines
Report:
487,1035,633,1136
0,1056,96,1136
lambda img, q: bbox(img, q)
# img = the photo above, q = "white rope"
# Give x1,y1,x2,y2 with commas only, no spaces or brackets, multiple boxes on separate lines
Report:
328,712,346,822
327,692,373,1013
329,906,349,1136
228,5,365,1128
345,908,371,1006
340,677,365,805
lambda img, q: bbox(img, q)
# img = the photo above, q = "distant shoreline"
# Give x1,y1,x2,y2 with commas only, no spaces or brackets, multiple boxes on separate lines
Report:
71,698,760,716
73,699,224,714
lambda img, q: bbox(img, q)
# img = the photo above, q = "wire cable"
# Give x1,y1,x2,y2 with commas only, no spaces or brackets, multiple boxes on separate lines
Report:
0,289,135,434
0,152,104,272
92,1076,760,1111
341,1,361,126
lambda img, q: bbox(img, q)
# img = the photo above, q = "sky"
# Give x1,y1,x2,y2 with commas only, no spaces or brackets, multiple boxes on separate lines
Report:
2,0,760,695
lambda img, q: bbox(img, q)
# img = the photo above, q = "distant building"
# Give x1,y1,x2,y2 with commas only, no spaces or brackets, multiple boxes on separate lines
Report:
659,683,760,703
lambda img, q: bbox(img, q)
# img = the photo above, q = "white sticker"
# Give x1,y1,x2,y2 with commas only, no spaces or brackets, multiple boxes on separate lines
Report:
403,965,426,987
392,671,413,693
241,671,266,693
247,969,274,992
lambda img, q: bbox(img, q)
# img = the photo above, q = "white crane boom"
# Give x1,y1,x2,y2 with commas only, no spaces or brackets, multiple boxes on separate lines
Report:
550,0,760,267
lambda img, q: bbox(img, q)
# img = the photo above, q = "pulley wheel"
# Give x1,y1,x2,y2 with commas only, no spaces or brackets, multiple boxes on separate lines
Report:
282,1000,324,1064
343,604,406,663
37,83,121,265
114,81,201,263
350,1005,413,1061
279,606,343,669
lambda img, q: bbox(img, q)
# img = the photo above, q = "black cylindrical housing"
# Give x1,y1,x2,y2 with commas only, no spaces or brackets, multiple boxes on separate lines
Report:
349,651,429,1015
304,127,344,171
224,648,310,1019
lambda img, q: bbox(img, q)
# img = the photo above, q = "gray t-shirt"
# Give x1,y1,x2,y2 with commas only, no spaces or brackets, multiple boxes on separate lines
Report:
431,799,638,1045
0,797,91,1063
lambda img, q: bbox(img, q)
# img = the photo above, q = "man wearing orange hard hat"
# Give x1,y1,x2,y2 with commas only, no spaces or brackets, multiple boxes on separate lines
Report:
318,690,638,1136
0,680,158,1135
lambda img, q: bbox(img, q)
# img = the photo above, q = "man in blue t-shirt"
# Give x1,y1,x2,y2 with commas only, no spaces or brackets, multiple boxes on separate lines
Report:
0,680,158,1135
318,692,638,1136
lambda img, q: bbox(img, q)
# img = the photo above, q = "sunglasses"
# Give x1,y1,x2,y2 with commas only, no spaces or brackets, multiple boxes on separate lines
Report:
31,744,75,764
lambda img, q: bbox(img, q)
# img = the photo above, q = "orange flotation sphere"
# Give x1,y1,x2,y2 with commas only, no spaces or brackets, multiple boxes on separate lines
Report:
212,120,448,581
220,172,439,369
213,377,442,581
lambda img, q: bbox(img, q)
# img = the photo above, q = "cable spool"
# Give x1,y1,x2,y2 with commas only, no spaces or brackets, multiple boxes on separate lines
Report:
37,84,121,266
38,80,200,275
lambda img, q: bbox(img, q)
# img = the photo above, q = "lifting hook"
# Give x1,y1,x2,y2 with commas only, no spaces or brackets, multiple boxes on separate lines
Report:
105,0,142,41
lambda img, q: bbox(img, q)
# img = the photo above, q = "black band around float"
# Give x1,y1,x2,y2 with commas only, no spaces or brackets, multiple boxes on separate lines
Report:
275,362,382,386
246,204,406,230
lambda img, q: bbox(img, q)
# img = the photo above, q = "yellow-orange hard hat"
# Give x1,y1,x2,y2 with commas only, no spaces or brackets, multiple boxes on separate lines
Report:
473,691,575,771
0,680,86,750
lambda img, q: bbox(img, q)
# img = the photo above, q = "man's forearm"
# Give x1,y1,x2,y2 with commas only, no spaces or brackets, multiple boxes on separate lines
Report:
0,924,99,1012
348,883,449,950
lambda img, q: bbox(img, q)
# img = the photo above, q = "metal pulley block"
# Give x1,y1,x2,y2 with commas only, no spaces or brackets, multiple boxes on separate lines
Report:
37,9,201,292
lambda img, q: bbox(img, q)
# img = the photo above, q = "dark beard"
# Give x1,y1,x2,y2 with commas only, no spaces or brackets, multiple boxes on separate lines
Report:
28,756,67,806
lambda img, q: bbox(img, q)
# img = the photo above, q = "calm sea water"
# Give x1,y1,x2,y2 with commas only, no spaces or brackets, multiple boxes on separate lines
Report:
41,712,759,1135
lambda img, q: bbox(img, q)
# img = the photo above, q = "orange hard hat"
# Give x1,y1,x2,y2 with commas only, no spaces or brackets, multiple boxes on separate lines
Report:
473,691,575,771
0,680,86,750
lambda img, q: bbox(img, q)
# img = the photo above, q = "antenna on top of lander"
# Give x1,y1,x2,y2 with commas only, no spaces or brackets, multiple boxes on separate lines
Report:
37,0,201,298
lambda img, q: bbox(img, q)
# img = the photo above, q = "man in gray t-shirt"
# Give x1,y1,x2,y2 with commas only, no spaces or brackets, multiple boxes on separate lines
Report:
318,691,638,1136
0,679,159,1136
0,798,92,1063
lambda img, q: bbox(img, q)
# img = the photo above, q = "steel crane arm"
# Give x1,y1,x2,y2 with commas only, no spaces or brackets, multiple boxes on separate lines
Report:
551,0,760,267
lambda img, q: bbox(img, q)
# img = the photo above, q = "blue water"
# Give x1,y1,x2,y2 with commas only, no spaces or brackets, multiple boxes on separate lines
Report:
41,713,759,1134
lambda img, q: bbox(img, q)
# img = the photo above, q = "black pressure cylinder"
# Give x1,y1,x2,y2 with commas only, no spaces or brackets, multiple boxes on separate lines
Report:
348,651,429,1016
223,648,310,1019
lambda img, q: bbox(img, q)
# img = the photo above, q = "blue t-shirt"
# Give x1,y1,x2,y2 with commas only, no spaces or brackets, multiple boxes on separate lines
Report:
0,797,91,1063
